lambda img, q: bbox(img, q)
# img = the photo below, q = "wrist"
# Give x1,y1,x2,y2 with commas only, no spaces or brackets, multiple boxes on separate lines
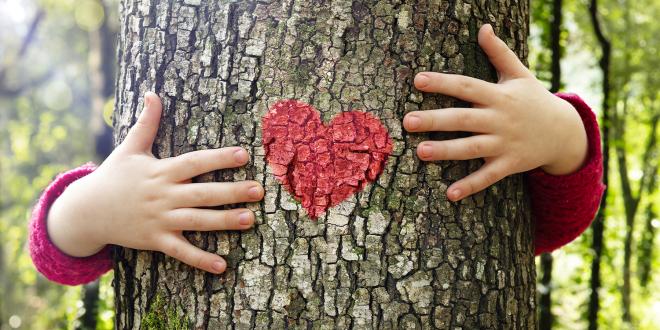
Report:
47,175,107,257
540,99,589,175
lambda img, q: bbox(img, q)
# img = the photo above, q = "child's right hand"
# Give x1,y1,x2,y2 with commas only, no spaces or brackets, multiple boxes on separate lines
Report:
47,92,264,274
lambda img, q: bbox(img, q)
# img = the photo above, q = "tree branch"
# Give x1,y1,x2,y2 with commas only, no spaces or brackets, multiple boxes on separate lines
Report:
0,9,47,97
0,70,53,97
614,96,659,220
18,10,46,57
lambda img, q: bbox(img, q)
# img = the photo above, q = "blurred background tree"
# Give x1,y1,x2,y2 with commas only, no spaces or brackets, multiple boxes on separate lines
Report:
0,0,658,329
0,0,117,329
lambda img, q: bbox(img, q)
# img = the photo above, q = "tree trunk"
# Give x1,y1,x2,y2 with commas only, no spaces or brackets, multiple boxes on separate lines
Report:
638,204,657,288
615,102,659,325
77,2,119,329
89,0,119,160
112,1,535,329
538,1,562,329
78,281,101,330
587,0,611,328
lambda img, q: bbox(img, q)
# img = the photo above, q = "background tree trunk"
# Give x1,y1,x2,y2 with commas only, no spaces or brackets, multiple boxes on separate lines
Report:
112,1,535,328
538,0,563,328
587,0,610,328
77,1,119,329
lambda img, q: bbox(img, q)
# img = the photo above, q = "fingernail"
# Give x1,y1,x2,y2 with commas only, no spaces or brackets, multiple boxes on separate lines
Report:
406,115,422,130
248,186,262,199
415,73,430,88
239,211,252,225
212,260,225,273
418,144,432,159
233,148,248,163
449,188,462,200
145,94,152,108
487,24,494,35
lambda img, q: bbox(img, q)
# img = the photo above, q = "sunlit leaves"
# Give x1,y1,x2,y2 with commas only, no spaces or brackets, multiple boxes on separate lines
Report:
74,0,105,31
8,123,32,162
103,97,113,127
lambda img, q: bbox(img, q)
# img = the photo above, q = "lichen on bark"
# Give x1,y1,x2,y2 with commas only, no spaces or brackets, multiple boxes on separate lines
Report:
113,0,535,329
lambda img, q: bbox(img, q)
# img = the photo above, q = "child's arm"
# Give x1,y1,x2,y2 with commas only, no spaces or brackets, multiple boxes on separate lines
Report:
29,92,264,285
29,164,113,285
403,24,605,254
527,93,605,254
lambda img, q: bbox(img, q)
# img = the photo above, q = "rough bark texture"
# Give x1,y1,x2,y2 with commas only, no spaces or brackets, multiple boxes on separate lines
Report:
112,1,534,329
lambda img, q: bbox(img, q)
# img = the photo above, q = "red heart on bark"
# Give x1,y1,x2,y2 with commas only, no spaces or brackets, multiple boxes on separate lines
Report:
262,99,393,219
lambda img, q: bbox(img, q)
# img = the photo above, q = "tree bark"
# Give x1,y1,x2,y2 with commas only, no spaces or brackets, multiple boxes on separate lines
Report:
112,1,535,329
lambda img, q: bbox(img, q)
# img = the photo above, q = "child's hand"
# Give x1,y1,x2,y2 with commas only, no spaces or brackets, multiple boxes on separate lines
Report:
47,92,264,274
403,24,588,202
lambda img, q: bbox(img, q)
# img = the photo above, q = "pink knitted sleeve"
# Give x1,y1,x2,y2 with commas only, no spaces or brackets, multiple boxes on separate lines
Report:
528,93,606,255
28,164,113,285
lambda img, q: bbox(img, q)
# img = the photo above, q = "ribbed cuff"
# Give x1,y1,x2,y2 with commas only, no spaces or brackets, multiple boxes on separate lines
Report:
528,93,606,255
28,163,113,285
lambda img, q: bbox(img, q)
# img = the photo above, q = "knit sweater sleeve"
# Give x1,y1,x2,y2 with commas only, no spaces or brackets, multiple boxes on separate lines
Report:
28,164,113,286
528,93,606,255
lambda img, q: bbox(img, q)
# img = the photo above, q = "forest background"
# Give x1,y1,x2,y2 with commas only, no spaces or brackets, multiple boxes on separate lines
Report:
0,0,658,329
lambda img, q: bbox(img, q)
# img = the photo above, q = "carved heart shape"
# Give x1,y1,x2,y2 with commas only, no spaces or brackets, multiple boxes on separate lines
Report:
262,100,393,219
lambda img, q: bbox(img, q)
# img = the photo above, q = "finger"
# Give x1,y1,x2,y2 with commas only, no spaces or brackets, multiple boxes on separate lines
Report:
159,234,228,274
162,147,250,181
172,181,264,208
446,159,509,201
404,108,497,133
122,92,163,153
478,24,533,80
165,208,255,231
416,135,502,161
414,72,500,105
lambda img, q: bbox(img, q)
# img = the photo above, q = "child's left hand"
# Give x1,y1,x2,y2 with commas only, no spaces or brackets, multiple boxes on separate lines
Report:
403,24,588,202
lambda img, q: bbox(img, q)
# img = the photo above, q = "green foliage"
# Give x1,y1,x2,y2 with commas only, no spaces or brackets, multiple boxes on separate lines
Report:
530,0,573,93
530,0,559,87
0,0,116,329
531,0,660,329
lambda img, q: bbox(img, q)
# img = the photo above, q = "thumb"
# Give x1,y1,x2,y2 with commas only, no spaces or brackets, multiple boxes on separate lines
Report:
121,92,162,153
478,24,532,80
